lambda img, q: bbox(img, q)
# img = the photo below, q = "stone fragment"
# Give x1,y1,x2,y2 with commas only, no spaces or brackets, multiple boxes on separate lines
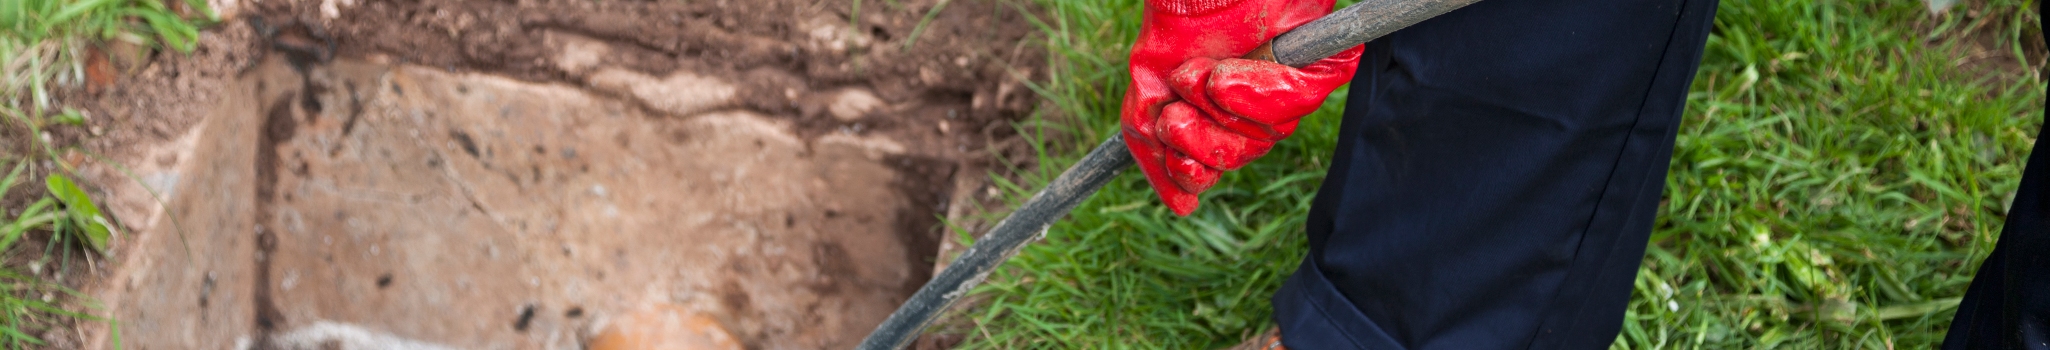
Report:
586,68,736,117
827,88,884,122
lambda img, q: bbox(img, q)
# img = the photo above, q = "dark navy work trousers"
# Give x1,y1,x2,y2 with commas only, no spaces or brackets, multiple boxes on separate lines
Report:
1267,0,2050,348
1270,0,1718,348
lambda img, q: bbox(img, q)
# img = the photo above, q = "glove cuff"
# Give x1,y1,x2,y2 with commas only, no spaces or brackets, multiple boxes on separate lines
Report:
1147,0,1248,15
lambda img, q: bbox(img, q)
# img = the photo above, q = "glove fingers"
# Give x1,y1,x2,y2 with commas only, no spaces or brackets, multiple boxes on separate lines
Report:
1168,58,1226,119
1269,119,1300,140
1158,102,1274,170
1167,47,1364,142
1123,132,1201,216
1126,67,1203,216
1124,0,1363,217
1144,97,1224,192
1166,151,1221,193
1206,60,1330,128
1172,58,1288,141
1121,84,1168,141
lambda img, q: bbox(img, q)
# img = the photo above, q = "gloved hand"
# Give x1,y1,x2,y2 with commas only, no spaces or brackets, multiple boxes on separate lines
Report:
1122,0,1363,216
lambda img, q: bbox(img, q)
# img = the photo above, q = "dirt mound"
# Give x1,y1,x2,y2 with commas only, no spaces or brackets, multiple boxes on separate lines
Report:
53,0,1043,348
246,0,1042,141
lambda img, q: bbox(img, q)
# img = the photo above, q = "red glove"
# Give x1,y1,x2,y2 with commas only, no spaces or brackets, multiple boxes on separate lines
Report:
1122,0,1363,216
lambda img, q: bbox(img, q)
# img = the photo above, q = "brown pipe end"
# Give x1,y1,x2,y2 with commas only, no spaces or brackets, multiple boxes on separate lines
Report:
1242,41,1279,63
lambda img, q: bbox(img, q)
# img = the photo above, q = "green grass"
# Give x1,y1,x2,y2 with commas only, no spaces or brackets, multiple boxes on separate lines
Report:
1,0,210,347
4,0,211,113
960,0,2045,348
0,163,111,349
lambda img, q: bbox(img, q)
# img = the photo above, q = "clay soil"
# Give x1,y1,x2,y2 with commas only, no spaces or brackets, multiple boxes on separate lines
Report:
36,0,1044,348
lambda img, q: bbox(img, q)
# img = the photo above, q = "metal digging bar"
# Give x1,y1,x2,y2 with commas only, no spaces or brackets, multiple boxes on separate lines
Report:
855,0,1482,348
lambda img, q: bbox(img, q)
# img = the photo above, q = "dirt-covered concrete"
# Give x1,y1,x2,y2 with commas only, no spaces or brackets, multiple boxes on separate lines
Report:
106,55,935,349
50,0,1044,348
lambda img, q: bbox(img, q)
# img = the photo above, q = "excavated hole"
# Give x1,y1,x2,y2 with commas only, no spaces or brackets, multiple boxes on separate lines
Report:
115,55,953,349
74,1,1047,348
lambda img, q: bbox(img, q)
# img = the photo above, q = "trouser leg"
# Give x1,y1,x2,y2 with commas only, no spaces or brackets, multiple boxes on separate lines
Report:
1271,0,1718,348
1941,2,2050,347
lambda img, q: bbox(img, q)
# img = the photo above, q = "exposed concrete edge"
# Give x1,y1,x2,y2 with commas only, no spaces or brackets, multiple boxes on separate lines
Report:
815,133,907,160
82,64,270,349
237,321,458,350
96,109,208,254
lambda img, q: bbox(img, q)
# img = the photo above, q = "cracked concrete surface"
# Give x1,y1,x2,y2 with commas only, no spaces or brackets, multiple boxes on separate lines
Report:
98,57,944,349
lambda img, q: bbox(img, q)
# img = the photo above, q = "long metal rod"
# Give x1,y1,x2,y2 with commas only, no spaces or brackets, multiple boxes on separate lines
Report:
857,137,1133,350
856,0,1481,348
1270,0,1483,67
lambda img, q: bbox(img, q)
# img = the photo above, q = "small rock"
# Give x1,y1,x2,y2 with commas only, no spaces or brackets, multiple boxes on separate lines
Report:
586,68,735,117
552,33,611,75
919,66,942,86
827,88,883,122
802,15,873,55
84,48,117,93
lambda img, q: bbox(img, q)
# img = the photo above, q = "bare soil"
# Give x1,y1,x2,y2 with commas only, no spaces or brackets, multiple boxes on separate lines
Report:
1912,1,2047,91
40,0,1043,348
